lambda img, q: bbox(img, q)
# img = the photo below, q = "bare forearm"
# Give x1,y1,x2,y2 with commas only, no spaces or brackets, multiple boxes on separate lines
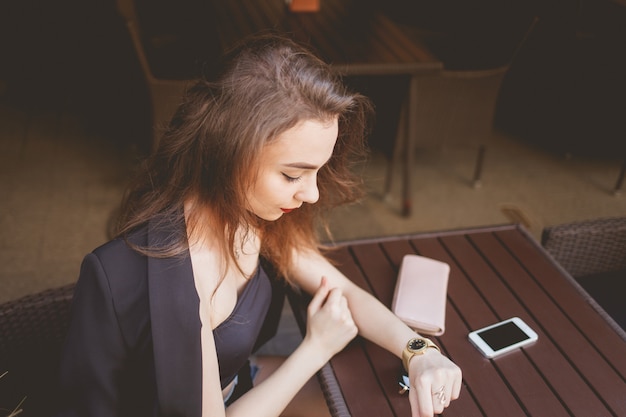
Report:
225,340,328,417
344,283,418,357
291,249,417,358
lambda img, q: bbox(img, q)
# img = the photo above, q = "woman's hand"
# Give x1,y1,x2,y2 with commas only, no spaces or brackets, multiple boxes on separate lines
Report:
303,277,358,362
407,348,462,417
224,277,357,417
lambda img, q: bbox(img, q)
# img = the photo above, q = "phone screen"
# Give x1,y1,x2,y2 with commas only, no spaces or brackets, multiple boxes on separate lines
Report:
476,320,530,351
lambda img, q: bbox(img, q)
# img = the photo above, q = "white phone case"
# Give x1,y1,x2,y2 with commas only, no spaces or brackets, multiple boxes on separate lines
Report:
468,317,538,358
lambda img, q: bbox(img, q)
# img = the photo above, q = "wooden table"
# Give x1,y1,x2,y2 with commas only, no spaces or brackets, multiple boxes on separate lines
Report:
288,224,626,416
210,0,443,216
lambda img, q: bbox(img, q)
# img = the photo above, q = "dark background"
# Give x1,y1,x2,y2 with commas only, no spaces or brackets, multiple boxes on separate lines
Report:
2,0,625,158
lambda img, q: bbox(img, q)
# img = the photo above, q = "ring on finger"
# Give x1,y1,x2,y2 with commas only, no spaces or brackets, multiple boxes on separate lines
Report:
433,385,446,404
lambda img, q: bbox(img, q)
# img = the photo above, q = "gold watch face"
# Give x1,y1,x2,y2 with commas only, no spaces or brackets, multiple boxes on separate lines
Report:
408,338,427,352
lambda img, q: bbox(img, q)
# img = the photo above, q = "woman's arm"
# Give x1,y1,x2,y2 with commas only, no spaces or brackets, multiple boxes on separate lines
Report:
225,278,357,416
289,249,462,417
190,240,356,417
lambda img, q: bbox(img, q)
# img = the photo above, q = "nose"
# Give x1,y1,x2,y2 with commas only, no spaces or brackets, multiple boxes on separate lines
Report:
295,175,319,204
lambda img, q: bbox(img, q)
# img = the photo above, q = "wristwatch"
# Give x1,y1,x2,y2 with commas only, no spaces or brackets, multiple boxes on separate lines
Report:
402,337,440,371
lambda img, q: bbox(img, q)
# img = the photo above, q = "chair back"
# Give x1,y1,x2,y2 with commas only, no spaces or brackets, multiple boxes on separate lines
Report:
115,0,158,85
0,284,75,416
115,0,137,22
541,217,626,278
114,0,221,150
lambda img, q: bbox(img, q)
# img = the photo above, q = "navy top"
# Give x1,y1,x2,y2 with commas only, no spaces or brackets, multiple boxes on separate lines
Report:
57,222,280,417
214,264,272,387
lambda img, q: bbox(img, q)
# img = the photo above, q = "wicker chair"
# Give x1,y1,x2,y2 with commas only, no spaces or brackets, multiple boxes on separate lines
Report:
115,0,221,151
0,284,75,417
541,217,626,331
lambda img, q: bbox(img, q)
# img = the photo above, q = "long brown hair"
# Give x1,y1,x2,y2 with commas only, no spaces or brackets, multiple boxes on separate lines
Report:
116,33,372,281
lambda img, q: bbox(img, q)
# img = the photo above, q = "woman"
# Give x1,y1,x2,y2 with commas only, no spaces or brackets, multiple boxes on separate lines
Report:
57,34,461,417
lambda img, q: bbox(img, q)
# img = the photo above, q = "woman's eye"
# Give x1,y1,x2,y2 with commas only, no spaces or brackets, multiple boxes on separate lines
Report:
282,173,302,183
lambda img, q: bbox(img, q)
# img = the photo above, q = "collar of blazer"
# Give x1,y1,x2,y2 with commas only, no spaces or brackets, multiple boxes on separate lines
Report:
147,220,203,416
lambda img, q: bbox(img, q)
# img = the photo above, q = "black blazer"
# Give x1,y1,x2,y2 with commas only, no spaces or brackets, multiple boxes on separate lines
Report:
57,223,284,417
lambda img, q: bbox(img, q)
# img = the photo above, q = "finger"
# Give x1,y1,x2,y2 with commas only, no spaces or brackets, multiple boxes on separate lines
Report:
451,370,462,400
328,292,355,326
339,296,355,324
408,388,420,417
414,381,434,417
307,277,330,315
339,292,349,312
432,384,447,414
341,301,353,322
339,290,348,306
321,286,344,309
439,384,451,409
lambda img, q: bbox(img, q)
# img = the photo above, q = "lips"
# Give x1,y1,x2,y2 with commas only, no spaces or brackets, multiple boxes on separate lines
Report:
281,208,294,213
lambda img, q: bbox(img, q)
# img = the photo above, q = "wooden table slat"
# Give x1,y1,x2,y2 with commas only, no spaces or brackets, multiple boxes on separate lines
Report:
349,243,398,306
331,340,396,417
361,341,413,417
374,15,439,63
330,246,374,293
293,12,348,64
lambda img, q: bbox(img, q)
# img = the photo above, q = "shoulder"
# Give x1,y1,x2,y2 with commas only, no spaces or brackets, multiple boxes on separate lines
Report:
79,227,150,312
92,226,148,263
76,228,152,344
89,226,149,281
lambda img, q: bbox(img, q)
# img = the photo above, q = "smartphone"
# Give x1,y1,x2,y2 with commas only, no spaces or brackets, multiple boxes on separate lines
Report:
468,317,538,358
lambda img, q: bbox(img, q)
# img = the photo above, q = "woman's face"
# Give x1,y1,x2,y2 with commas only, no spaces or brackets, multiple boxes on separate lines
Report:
246,118,338,221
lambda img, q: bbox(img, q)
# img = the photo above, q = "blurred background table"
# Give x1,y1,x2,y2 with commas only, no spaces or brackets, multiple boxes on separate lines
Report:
211,0,442,76
211,0,443,216
122,0,444,214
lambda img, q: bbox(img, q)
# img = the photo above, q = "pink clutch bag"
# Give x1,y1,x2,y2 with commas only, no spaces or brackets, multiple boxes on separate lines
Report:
391,254,450,336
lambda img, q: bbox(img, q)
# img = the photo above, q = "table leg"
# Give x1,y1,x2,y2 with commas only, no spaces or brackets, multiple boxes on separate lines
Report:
402,76,418,217
384,103,406,199
613,158,625,196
